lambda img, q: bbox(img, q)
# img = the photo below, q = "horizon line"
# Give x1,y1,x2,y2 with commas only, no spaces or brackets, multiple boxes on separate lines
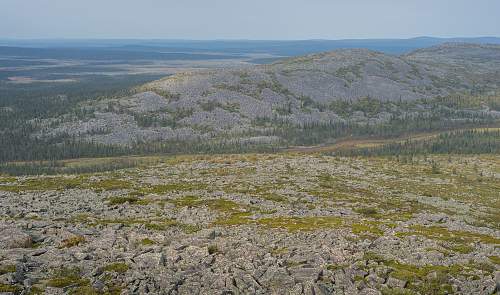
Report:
1,36,500,42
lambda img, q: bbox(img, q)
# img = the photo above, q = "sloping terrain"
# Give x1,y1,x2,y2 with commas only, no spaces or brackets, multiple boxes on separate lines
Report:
31,43,500,151
0,153,498,294
2,42,500,293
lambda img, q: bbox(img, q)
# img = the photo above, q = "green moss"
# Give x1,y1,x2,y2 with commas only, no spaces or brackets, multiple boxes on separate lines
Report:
259,193,287,203
370,259,485,294
0,283,21,293
0,264,16,275
97,274,124,295
173,197,249,221
396,225,500,246
80,216,178,231
0,176,16,183
107,196,140,205
353,275,365,282
144,223,169,231
326,264,347,271
271,247,289,256
351,222,383,236
69,285,100,295
0,176,134,193
103,263,129,274
207,245,219,255
179,224,201,233
317,173,343,190
0,176,87,192
27,286,45,295
70,213,191,233
413,271,453,295
47,277,80,288
47,268,88,288
206,199,242,213
257,216,342,232
380,287,417,295
259,208,278,214
489,256,500,264
92,179,132,192
171,195,202,207
386,261,455,282
361,254,470,294
363,252,387,263
424,247,451,256
470,262,495,273
448,244,474,254
140,238,156,246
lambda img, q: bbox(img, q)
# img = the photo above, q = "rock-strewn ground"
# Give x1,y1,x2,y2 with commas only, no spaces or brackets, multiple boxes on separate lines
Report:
0,153,499,294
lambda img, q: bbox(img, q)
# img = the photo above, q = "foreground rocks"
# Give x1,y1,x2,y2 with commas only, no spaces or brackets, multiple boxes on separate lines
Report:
0,154,499,294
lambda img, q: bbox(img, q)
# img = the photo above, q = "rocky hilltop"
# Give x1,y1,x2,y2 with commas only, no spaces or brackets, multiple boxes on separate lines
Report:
37,43,500,147
0,154,499,294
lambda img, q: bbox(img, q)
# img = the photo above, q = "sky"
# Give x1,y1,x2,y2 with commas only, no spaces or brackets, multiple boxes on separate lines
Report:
1,0,499,40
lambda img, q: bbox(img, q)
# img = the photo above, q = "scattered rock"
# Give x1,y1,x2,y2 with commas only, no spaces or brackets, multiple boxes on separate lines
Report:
0,228,32,249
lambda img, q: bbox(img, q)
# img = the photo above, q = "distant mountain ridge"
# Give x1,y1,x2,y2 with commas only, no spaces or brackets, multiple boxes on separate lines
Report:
2,37,500,55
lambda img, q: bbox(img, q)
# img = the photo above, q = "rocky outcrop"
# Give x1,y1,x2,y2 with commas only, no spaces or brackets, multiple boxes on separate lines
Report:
34,43,500,146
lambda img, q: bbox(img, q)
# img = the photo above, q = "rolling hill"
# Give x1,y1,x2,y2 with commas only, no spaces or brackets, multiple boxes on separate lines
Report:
2,43,500,161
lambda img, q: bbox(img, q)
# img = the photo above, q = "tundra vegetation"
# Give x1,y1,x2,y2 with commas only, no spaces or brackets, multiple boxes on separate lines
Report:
0,152,499,294
0,43,500,294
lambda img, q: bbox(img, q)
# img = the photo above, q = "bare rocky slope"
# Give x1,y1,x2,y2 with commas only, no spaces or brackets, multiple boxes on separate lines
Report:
1,154,499,294
37,43,500,147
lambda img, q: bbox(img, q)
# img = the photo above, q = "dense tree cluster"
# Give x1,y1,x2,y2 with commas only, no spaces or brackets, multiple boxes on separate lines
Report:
337,129,500,157
1,75,499,165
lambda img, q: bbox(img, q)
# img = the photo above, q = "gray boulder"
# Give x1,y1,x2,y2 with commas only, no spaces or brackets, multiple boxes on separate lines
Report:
0,228,32,249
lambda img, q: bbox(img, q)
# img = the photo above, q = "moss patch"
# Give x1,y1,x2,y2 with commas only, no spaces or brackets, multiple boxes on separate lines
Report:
0,264,16,275
396,225,500,246
107,196,141,205
0,176,134,193
351,222,384,236
0,283,21,293
46,267,88,288
140,238,156,246
488,256,500,265
171,195,202,207
103,263,129,274
207,245,219,255
362,251,492,295
71,215,181,232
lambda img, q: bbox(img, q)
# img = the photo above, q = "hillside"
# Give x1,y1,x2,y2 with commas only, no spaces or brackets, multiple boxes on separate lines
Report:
3,43,500,161
1,44,500,295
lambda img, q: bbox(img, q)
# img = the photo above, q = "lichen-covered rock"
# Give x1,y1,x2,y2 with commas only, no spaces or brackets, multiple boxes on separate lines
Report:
0,154,498,294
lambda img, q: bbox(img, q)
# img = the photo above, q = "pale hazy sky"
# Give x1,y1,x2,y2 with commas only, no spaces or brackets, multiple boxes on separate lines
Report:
1,0,499,39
